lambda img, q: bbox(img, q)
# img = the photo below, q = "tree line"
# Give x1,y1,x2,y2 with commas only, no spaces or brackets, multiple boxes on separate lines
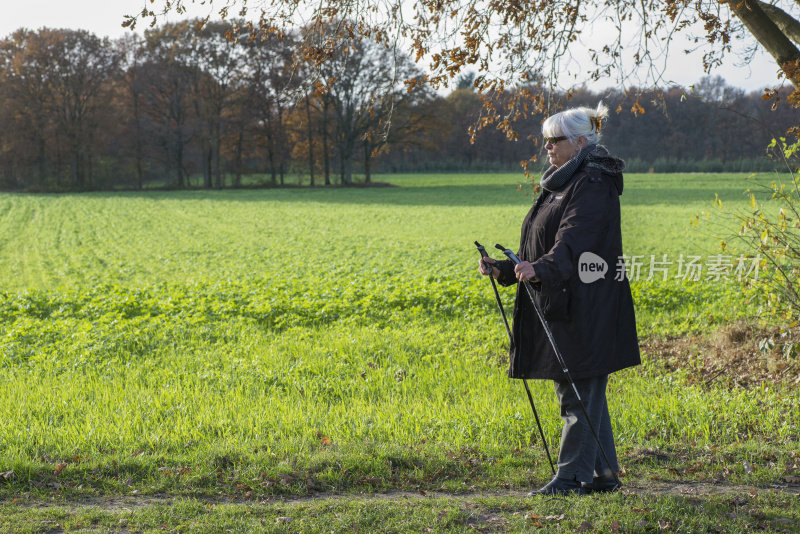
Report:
390,76,800,175
1,23,798,192
0,21,441,191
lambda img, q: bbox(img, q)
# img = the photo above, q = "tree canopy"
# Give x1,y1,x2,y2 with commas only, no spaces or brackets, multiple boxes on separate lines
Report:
4,12,800,191
124,1,800,127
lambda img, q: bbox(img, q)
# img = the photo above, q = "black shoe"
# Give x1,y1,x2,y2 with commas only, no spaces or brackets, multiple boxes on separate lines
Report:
528,476,585,497
582,475,621,494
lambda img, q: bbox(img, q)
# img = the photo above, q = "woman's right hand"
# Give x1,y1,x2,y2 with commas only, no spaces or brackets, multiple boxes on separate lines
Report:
478,257,498,277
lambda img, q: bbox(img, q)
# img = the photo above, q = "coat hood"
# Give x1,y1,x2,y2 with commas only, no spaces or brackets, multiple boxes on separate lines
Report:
584,144,625,195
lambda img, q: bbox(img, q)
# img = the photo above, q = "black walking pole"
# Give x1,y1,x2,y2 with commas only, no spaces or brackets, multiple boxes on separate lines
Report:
474,241,556,476
494,243,621,487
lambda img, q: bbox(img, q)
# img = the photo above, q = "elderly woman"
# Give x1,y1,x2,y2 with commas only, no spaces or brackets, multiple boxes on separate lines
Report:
479,102,640,496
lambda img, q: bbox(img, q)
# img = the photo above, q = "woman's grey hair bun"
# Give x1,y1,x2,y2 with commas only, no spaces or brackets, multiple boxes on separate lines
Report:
542,101,609,146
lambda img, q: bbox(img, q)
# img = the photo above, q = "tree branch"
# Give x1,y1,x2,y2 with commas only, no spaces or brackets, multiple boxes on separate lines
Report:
759,1,800,48
728,0,800,86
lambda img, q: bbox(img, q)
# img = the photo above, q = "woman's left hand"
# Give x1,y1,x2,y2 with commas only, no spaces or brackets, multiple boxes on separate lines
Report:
514,261,538,282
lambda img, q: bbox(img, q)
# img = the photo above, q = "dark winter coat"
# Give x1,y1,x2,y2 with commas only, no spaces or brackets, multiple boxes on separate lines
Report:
495,146,641,380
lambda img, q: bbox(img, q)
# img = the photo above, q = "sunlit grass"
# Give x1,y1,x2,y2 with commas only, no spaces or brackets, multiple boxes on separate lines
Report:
0,172,796,504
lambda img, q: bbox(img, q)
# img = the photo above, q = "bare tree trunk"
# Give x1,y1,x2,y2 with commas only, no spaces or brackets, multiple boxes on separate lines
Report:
278,107,285,186
731,0,800,86
202,149,210,188
267,131,277,186
71,155,79,189
364,141,371,184
339,129,353,185
305,94,315,186
759,1,800,46
55,132,64,188
134,99,143,189
163,142,172,189
203,140,212,188
88,151,93,189
131,82,144,189
176,132,185,188
214,124,222,190
322,98,331,186
37,137,46,189
234,126,244,188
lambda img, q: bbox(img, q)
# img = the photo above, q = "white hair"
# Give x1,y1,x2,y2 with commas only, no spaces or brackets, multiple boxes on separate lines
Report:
542,101,609,146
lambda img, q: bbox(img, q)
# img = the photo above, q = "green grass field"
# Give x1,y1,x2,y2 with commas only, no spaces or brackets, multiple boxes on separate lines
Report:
0,172,798,533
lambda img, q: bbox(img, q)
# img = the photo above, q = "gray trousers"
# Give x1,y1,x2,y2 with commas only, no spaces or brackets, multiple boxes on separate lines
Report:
553,374,618,483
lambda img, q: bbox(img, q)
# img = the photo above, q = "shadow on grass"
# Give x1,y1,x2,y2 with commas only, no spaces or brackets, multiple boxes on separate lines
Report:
25,182,756,208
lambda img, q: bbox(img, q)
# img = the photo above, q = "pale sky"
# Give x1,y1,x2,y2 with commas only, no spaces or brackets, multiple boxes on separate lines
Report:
0,0,784,94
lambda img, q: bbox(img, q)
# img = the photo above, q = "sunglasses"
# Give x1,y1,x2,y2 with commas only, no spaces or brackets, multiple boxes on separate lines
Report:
544,136,568,144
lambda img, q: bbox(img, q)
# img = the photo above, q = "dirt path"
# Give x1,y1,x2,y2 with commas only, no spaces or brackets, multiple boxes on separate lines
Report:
12,481,800,511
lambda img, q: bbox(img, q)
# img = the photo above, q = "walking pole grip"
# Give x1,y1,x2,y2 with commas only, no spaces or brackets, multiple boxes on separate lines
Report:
476,241,500,275
474,242,490,264
495,244,520,264
475,241,492,264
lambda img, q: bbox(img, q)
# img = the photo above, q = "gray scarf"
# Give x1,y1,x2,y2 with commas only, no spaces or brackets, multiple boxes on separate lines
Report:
540,143,597,192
